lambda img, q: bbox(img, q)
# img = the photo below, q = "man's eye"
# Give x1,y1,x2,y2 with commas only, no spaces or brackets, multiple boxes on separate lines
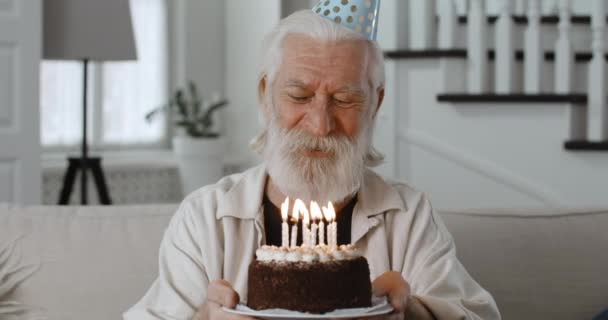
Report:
289,95,311,102
333,98,354,106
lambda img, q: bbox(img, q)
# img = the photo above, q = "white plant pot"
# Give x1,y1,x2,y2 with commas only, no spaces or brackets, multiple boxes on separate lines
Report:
172,136,226,195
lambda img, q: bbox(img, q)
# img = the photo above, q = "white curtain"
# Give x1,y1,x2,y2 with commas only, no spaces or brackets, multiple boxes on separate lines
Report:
102,0,168,145
40,61,83,146
40,0,168,148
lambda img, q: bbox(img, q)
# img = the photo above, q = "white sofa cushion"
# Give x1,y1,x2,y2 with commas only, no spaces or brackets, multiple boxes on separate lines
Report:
1,204,607,320
0,204,177,320
441,208,608,320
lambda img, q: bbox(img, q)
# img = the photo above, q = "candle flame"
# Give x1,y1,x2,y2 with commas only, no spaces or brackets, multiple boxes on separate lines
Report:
310,201,323,220
281,197,289,222
292,199,309,223
322,202,336,222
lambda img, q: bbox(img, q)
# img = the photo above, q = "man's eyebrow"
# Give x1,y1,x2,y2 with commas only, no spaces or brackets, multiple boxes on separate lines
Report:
335,86,365,95
284,79,309,88
283,80,365,96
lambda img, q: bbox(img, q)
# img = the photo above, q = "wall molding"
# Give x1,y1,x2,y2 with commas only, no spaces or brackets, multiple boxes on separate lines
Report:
398,129,564,207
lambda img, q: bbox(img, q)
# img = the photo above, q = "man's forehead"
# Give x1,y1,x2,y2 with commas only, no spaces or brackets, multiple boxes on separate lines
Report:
281,34,368,60
277,35,370,92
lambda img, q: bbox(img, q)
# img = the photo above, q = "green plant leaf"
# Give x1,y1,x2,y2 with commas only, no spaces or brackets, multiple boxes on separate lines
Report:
145,83,229,138
144,104,170,122
175,90,190,120
197,100,228,129
174,120,192,127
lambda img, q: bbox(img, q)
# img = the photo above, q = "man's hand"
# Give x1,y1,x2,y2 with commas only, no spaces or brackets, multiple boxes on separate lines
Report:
193,280,257,320
368,272,435,320
372,271,411,313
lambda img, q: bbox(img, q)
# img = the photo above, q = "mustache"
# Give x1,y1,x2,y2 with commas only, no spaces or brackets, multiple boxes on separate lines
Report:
277,127,355,155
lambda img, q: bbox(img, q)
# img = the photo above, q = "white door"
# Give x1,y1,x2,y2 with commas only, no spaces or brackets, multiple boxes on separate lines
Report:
0,0,42,204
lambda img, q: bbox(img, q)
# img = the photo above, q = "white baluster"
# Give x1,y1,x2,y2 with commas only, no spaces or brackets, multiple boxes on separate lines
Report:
555,0,573,93
587,0,608,141
467,0,488,93
524,0,543,94
514,0,526,15
439,0,457,49
377,0,409,51
409,0,437,49
544,0,559,15
495,0,515,93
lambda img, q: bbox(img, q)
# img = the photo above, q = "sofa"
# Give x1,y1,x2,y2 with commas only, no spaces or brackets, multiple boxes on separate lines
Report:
0,204,606,320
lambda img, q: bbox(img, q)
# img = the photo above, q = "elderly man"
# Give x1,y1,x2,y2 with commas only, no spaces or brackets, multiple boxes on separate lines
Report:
125,2,500,320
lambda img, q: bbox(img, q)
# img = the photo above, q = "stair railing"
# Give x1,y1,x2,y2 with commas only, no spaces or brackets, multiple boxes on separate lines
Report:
466,0,488,93
524,0,543,94
588,0,608,141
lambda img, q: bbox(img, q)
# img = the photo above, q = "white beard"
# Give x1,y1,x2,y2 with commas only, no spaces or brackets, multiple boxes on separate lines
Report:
263,118,371,204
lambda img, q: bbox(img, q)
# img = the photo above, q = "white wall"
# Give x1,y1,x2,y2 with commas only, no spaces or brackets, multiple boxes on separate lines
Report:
184,0,225,98
224,0,281,166
281,0,317,18
170,0,225,114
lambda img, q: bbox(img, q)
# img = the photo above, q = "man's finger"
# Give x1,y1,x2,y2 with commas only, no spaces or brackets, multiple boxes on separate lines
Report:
388,289,409,313
388,280,410,313
207,280,240,308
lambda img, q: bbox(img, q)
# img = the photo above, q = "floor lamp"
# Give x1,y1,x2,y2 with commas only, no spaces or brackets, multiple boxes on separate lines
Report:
43,0,137,205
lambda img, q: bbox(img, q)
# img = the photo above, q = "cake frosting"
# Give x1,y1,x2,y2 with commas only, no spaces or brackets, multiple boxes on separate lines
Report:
255,244,362,263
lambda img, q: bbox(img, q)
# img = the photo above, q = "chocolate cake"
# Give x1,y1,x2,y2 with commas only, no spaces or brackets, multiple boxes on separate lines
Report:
247,245,372,314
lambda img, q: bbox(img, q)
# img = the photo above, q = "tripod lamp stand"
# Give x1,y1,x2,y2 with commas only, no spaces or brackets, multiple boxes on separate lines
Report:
43,0,137,205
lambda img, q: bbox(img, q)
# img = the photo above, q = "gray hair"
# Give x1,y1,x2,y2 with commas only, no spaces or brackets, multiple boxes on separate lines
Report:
250,10,385,167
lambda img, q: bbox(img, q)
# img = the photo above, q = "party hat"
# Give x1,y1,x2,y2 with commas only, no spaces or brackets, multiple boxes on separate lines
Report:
312,0,381,41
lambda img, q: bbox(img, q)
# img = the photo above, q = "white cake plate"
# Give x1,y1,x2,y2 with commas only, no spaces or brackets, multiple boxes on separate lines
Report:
223,296,393,320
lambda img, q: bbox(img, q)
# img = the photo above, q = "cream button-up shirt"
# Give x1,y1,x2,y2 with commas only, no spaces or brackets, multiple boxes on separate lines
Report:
124,165,500,319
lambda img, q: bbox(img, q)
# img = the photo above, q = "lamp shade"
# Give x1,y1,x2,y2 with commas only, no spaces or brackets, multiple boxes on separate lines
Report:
43,0,137,61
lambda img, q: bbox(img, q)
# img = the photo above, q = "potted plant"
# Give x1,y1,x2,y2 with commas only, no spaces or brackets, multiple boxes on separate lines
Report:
146,81,228,195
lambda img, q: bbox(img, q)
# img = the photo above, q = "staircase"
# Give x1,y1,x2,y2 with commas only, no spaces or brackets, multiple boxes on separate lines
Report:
372,0,608,209
382,0,608,150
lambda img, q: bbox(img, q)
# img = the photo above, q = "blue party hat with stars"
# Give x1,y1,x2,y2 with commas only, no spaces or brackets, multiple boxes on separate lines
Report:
312,0,381,41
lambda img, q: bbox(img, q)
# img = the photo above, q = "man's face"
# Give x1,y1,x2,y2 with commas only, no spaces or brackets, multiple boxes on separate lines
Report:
261,34,379,204
270,34,373,153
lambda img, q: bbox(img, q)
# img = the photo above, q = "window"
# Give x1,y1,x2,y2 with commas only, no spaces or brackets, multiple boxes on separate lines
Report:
40,0,169,150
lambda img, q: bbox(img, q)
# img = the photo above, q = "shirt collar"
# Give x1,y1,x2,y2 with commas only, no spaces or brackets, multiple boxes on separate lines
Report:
356,169,407,216
351,169,407,244
216,164,268,220
215,164,406,221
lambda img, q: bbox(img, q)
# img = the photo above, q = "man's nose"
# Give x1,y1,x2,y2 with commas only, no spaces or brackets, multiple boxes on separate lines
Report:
306,99,334,136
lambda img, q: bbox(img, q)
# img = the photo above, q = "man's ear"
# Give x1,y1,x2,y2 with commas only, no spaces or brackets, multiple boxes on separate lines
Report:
373,87,385,119
258,76,272,121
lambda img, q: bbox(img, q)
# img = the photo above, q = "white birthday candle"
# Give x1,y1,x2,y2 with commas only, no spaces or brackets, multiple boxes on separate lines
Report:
318,220,325,246
280,197,289,248
290,200,300,248
324,202,337,250
331,203,337,249
321,205,331,246
303,208,310,247
310,201,323,246
292,199,309,247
